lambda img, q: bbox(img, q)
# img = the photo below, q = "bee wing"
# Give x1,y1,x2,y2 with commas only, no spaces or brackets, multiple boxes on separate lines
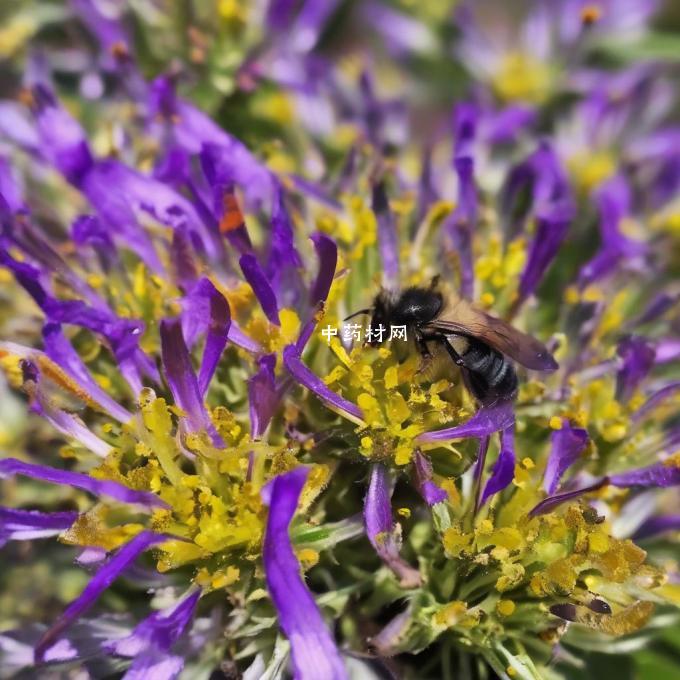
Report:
424,296,558,371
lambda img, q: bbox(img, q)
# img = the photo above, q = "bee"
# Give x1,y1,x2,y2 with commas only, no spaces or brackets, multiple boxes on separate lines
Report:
350,283,558,404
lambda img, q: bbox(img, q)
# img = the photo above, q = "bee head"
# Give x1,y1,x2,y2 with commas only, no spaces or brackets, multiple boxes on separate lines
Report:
368,290,393,344
391,287,443,327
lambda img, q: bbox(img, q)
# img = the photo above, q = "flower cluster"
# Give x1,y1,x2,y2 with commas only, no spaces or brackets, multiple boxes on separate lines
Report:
0,1,679,679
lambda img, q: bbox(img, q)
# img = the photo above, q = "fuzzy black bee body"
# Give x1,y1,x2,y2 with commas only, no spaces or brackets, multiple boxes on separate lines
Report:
447,336,519,404
367,285,555,405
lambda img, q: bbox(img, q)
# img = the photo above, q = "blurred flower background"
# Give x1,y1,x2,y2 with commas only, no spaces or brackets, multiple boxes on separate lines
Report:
0,0,680,678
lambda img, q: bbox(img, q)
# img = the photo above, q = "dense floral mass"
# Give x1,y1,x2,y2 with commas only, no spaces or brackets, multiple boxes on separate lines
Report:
0,0,679,678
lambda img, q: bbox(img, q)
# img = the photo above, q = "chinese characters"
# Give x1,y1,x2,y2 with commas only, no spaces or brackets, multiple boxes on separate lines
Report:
321,324,408,345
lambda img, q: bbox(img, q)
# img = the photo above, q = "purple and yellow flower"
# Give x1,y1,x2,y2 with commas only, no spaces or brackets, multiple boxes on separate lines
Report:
1,1,680,679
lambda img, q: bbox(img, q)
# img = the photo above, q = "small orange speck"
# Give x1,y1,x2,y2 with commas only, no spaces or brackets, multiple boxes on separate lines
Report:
581,5,602,25
18,87,35,108
111,41,129,60
219,192,245,233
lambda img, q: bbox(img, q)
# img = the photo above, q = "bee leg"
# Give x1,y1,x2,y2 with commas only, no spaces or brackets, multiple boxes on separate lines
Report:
414,331,434,375
419,330,466,367
441,337,466,366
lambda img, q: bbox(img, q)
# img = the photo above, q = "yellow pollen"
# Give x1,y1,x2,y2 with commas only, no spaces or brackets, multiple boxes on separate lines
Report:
564,286,580,304
297,548,320,569
492,52,552,104
568,150,616,193
549,416,563,430
480,292,495,307
497,599,516,617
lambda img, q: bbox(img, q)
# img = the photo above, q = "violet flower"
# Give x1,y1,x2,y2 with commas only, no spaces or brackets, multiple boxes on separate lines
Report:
0,1,679,677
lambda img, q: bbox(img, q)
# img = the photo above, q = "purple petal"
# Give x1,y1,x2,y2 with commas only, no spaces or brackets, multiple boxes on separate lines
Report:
181,278,231,396
29,85,94,185
35,531,169,662
227,323,262,353
43,323,132,423
371,606,412,656
291,175,343,210
0,507,78,546
0,155,25,213
309,233,338,305
417,400,515,442
0,102,40,150
80,164,163,273
610,462,680,488
616,336,656,402
160,318,224,447
295,308,322,354
633,515,680,540
150,78,243,156
262,468,347,680
169,225,199,291
0,459,168,510
290,0,341,51
543,420,589,494
633,381,680,422
76,547,107,565
417,146,437,223
84,160,208,248
266,189,304,306
443,104,478,299
517,205,573,304
413,451,447,506
472,435,491,510
453,102,477,158
200,142,275,213
5,209,106,309
70,0,132,59
248,354,278,439
1,249,155,394
372,182,400,288
655,339,680,364
501,143,571,238
484,105,536,144
365,464,421,587
362,2,434,56
122,651,184,680
239,253,280,326
266,0,298,31
631,292,680,327
71,215,117,271
528,478,609,517
444,157,476,299
578,176,647,289
283,344,364,423
105,589,200,661
480,426,516,506
30,383,112,458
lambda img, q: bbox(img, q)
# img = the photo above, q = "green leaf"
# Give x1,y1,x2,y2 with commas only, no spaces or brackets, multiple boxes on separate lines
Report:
292,516,364,550
593,33,680,63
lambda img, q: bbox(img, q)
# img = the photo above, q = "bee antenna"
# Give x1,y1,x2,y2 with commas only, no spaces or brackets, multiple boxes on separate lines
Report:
343,308,371,321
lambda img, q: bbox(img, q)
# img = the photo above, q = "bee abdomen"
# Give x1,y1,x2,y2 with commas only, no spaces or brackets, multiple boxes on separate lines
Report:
490,358,518,395
461,342,493,372
461,340,518,403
